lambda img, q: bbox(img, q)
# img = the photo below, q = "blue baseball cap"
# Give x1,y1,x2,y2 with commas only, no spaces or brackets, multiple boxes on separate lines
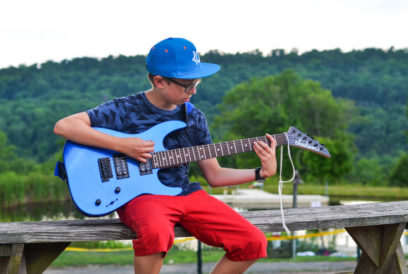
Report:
146,38,220,79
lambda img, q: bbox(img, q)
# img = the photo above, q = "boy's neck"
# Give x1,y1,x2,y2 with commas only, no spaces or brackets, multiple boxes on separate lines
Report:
145,89,178,111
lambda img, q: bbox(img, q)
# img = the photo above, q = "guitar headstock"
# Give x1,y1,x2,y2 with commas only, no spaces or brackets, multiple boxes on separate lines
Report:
285,126,331,158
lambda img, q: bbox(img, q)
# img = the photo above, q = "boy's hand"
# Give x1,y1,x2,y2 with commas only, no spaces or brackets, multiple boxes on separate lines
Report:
253,134,277,178
119,137,155,163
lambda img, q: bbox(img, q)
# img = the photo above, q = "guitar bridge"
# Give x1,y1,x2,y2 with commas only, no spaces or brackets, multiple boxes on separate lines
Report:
139,160,153,176
98,157,113,182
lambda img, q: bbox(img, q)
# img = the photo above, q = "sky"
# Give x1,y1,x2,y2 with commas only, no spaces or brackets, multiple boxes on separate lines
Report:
1,0,407,69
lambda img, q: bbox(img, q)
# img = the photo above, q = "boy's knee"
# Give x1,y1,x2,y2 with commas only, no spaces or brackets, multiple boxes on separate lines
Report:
226,229,267,261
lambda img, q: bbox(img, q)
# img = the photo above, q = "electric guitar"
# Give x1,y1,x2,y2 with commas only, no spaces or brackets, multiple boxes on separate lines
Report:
57,120,330,216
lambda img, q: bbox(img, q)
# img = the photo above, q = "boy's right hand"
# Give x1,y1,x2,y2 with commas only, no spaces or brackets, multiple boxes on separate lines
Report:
119,137,155,163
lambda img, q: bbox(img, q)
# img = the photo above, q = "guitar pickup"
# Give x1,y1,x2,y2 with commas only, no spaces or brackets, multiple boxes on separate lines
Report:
113,154,130,179
139,160,153,176
98,157,113,182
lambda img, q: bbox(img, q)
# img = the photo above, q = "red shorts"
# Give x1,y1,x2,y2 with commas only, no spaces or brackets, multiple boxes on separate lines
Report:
117,190,267,261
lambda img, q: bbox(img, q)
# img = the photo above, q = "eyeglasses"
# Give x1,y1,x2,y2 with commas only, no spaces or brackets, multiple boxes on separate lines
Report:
167,78,201,93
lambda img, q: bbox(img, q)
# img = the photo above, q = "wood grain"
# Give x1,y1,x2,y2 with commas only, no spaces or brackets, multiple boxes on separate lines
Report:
1,201,408,243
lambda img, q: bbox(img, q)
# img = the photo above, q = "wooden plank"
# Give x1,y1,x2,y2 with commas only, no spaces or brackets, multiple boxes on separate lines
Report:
25,242,70,274
346,226,381,267
1,201,408,243
354,252,377,274
6,244,25,274
346,224,408,274
0,245,12,257
379,223,406,271
395,245,408,274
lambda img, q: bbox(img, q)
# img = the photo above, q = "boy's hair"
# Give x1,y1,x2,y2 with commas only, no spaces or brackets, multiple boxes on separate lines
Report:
148,73,155,86
148,73,170,88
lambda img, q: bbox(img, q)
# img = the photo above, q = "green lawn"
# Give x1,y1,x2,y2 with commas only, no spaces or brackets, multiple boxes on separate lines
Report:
51,248,356,268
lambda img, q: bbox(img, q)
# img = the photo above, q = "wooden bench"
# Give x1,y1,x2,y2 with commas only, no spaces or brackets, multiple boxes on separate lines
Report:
1,200,408,274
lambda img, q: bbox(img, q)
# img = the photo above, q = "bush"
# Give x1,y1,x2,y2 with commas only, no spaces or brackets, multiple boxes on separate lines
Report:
389,153,408,187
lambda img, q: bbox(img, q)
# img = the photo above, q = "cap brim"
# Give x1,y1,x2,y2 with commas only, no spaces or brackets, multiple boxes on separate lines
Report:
175,63,221,79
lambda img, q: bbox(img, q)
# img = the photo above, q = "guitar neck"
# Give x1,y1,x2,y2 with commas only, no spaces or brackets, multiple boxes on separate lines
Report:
150,133,287,169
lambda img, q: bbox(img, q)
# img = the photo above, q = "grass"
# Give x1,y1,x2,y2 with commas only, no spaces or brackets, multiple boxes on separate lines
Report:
201,180,408,202
51,246,356,268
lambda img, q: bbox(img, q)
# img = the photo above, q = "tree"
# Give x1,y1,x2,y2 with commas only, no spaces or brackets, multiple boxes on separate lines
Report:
389,153,408,187
211,70,355,182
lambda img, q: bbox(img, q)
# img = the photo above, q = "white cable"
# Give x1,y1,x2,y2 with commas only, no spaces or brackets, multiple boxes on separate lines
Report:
278,133,296,234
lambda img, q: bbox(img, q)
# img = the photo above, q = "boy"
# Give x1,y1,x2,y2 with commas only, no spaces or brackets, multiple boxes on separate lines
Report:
54,37,277,274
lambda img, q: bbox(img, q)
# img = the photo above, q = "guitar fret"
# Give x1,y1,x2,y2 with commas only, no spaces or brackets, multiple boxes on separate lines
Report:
182,147,187,163
191,147,197,162
186,148,192,162
167,151,172,166
176,149,182,164
154,133,292,169
200,146,206,160
173,150,178,165
152,154,159,168
158,153,162,167
163,151,168,166
206,144,212,158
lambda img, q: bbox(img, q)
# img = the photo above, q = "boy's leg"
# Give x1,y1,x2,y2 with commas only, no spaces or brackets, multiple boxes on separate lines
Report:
180,190,267,268
133,252,165,274
116,194,184,273
211,256,257,274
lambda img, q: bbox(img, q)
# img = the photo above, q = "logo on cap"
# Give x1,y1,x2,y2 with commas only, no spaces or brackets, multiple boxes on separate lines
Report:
192,51,200,65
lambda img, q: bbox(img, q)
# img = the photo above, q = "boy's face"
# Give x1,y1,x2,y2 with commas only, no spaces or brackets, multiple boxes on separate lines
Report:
166,78,201,94
154,76,200,105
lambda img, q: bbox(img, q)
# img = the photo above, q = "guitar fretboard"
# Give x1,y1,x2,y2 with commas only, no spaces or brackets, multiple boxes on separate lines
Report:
151,134,287,169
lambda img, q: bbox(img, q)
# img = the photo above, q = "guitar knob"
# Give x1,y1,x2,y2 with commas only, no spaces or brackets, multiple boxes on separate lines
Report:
95,199,102,206
115,187,121,194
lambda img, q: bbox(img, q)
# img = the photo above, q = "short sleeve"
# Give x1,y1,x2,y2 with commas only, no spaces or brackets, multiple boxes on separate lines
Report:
192,109,212,145
86,98,128,130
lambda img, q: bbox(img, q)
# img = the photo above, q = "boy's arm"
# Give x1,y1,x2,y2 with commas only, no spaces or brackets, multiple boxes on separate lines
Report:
53,112,154,163
198,134,277,187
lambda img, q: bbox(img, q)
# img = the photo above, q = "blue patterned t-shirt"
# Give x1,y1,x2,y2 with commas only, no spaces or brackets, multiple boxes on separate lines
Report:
86,92,212,195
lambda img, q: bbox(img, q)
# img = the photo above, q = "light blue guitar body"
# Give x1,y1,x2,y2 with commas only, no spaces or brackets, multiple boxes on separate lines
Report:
61,120,185,216
57,116,331,217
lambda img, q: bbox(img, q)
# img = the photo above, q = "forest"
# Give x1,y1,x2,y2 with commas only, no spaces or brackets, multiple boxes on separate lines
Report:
0,47,407,195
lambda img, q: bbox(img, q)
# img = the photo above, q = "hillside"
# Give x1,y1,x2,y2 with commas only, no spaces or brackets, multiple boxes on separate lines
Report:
0,48,407,162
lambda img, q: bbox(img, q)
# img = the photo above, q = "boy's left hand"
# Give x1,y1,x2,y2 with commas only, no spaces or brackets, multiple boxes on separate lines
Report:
253,134,277,178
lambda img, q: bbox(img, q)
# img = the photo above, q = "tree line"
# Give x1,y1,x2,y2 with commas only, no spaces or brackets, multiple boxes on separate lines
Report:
0,47,407,187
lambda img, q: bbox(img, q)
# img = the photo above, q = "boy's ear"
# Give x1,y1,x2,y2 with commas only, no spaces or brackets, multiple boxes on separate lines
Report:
153,76,166,88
